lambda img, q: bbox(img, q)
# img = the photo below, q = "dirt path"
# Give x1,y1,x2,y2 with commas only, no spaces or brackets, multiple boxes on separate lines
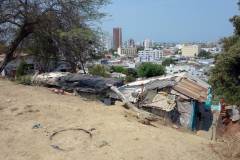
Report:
0,80,217,160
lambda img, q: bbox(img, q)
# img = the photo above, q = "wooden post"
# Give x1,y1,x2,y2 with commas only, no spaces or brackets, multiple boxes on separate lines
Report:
107,84,156,121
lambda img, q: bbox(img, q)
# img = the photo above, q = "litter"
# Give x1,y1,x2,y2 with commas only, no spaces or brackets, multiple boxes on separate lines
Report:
89,127,96,131
173,125,178,129
6,127,10,131
49,128,92,151
32,124,41,129
51,145,64,151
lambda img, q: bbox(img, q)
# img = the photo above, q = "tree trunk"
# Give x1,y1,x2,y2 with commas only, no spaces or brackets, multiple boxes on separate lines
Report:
79,56,86,74
107,84,156,121
70,63,77,73
0,26,31,73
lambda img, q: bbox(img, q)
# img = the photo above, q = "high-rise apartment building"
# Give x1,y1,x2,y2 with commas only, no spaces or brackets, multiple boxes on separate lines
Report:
113,28,122,49
128,39,134,47
144,38,155,48
104,36,113,51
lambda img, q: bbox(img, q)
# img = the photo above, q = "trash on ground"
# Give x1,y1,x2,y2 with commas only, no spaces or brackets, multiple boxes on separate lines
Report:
89,127,96,131
6,127,10,131
51,145,64,151
32,124,41,129
50,128,92,141
173,125,178,129
49,128,92,151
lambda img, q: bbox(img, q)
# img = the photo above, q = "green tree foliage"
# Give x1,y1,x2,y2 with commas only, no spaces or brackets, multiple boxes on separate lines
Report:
123,68,138,78
137,62,165,78
88,65,110,78
16,61,30,76
162,58,176,66
125,75,135,82
114,66,124,73
198,51,213,59
0,0,111,73
109,49,117,54
137,47,144,52
110,66,115,72
210,3,240,105
23,31,60,71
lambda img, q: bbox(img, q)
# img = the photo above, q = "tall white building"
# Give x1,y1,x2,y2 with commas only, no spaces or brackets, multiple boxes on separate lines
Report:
144,38,156,48
138,48,163,62
104,37,113,51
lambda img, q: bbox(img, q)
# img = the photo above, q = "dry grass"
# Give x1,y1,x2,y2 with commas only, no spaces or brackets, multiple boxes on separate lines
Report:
209,139,240,159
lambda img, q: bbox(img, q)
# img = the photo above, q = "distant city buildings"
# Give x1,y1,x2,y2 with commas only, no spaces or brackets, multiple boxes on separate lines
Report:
128,39,134,47
175,44,182,50
113,28,122,50
118,47,137,55
124,41,127,48
104,36,113,51
144,38,155,48
138,48,163,62
182,44,201,57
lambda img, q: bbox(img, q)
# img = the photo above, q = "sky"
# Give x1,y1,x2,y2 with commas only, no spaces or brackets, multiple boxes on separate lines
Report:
100,0,240,43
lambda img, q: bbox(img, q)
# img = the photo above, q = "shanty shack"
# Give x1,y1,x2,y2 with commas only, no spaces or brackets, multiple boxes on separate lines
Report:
110,72,212,131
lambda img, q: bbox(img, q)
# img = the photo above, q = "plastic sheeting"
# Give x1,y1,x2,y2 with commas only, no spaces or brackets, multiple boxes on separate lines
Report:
176,101,193,128
232,105,240,122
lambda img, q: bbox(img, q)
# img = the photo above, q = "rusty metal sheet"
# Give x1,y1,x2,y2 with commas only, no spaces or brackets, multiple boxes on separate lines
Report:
173,78,208,102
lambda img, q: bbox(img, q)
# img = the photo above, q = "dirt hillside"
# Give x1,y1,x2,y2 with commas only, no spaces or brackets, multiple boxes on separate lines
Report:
0,80,217,160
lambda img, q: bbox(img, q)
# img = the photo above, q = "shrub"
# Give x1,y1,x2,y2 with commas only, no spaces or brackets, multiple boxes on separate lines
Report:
123,68,138,78
88,64,110,78
125,75,135,82
137,62,165,78
114,66,124,73
16,61,30,76
162,58,176,66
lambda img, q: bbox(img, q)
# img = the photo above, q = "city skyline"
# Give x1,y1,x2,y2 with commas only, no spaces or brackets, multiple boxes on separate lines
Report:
100,0,239,43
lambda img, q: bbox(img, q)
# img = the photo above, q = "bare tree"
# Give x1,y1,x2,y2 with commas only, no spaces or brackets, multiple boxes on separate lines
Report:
0,0,111,73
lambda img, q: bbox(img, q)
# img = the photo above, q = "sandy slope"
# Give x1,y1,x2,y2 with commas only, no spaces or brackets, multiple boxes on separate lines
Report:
0,79,217,160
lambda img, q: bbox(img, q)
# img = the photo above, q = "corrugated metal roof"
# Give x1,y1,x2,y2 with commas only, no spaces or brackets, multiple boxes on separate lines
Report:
174,77,208,102
183,73,211,89
123,72,186,87
144,80,176,90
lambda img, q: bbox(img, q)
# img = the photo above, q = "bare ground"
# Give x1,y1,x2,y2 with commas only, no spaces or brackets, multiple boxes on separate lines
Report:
0,79,218,160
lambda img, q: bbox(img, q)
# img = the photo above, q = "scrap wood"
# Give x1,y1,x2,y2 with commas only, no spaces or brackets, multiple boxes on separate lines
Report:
107,84,156,121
